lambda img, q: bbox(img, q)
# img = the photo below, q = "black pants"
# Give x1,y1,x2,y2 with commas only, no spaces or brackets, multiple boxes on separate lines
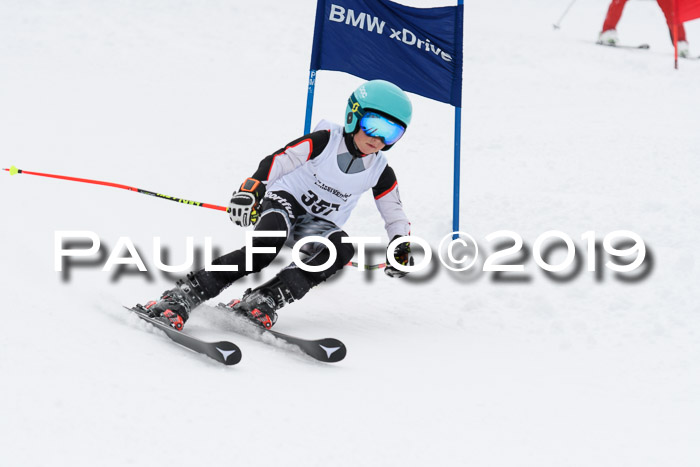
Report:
195,191,355,299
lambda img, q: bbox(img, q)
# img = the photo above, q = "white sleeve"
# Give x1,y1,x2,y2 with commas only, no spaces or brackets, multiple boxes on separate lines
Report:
374,183,411,240
266,138,313,184
252,130,331,185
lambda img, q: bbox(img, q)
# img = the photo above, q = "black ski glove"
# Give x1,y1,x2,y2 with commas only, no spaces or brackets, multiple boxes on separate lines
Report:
228,178,266,227
384,235,414,278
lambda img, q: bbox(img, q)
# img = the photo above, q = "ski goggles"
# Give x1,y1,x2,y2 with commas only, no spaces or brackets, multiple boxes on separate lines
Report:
359,112,406,146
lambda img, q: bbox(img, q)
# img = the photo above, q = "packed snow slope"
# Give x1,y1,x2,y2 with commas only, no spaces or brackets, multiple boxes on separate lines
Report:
1,0,699,466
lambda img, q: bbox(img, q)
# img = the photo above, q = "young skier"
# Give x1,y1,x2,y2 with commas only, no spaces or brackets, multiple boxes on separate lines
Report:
142,79,414,330
598,0,690,57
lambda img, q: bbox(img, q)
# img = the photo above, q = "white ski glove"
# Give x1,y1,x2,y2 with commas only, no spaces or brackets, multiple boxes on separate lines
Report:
228,178,265,227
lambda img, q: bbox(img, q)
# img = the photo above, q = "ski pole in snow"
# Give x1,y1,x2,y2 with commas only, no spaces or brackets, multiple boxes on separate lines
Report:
553,0,579,30
2,165,228,212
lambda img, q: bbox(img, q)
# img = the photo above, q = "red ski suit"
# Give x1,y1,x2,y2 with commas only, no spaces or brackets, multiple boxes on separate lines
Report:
602,0,687,42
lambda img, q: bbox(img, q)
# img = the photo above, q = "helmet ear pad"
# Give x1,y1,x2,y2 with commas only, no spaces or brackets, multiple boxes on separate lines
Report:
344,93,365,134
346,110,358,132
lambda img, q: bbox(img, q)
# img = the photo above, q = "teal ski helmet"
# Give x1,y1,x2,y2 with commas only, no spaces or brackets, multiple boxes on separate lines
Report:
345,80,412,150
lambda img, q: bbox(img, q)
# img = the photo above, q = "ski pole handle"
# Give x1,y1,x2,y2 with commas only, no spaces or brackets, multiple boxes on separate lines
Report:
3,165,228,212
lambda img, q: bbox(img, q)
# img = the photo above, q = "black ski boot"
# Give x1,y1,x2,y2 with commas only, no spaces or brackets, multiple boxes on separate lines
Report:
144,274,209,330
224,276,298,329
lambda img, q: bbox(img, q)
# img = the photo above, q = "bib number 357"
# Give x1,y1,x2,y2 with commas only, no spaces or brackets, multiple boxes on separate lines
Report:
301,190,341,216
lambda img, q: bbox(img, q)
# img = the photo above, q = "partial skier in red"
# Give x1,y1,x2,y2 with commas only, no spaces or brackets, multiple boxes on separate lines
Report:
598,0,690,57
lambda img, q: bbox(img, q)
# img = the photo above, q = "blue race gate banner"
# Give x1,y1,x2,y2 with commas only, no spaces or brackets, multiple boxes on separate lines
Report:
310,0,464,107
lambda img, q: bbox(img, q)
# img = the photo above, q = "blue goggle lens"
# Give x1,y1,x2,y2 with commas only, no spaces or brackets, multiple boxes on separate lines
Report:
359,112,406,146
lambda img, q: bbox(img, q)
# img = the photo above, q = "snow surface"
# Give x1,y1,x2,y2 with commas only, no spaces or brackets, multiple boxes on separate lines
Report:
1,0,699,466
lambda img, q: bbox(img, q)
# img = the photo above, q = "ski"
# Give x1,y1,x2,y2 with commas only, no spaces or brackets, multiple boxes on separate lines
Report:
124,305,242,365
216,302,347,363
596,42,650,50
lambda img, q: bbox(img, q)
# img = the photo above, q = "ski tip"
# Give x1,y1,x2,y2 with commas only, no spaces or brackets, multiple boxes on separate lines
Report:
213,341,243,365
639,44,650,49
317,340,347,363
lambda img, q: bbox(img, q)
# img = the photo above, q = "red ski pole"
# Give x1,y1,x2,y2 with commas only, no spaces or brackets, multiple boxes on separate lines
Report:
4,165,389,269
2,165,228,212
